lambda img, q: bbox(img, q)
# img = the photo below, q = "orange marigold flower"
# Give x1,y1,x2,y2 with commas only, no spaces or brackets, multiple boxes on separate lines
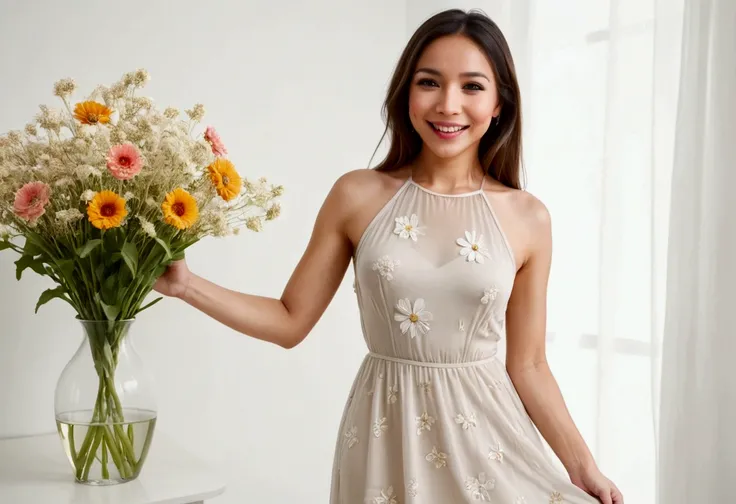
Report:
73,101,112,125
161,188,199,230
87,191,127,230
207,158,242,201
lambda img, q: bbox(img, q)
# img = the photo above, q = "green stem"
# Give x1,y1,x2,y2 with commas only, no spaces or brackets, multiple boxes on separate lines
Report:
102,426,130,479
101,439,109,480
68,425,77,463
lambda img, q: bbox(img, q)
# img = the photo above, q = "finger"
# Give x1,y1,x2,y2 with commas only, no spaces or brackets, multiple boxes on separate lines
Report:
597,487,613,504
612,485,624,504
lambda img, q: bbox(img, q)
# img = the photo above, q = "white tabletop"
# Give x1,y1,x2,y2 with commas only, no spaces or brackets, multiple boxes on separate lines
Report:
0,431,226,504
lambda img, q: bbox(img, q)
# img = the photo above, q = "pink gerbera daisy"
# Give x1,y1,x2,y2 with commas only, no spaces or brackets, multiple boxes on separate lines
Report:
13,181,51,222
106,143,144,180
204,125,228,157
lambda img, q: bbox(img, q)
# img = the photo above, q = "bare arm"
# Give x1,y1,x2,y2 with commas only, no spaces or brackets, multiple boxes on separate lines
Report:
171,173,356,348
504,198,596,478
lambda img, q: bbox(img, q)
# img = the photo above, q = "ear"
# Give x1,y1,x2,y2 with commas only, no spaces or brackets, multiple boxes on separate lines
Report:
493,104,502,118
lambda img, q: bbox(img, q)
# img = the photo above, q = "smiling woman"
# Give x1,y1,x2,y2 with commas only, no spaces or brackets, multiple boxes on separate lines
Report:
151,8,623,504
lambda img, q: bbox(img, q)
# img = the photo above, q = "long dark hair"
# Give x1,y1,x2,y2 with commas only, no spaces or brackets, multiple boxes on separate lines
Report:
371,9,525,190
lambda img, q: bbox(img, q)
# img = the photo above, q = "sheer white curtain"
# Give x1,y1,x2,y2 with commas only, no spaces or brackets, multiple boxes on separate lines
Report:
657,0,736,502
406,1,684,502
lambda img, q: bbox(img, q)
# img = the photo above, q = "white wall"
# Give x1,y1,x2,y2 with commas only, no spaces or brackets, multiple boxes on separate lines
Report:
0,0,406,502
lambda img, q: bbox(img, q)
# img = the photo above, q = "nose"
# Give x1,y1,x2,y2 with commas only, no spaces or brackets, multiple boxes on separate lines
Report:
436,86,462,115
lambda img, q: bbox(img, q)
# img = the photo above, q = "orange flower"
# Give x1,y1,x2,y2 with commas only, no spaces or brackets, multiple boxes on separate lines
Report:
207,158,242,201
87,191,127,230
161,188,199,230
73,101,112,125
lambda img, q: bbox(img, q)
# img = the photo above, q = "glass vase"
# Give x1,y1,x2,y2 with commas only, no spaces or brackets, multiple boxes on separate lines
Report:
54,319,157,485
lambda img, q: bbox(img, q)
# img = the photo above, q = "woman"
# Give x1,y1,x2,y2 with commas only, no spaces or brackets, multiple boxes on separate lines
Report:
154,8,623,504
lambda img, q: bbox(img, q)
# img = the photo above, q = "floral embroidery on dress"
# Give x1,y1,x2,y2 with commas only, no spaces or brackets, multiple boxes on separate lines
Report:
425,446,448,468
387,385,398,404
464,472,495,501
372,486,398,504
344,425,359,449
393,214,425,241
481,287,498,304
456,230,490,263
372,255,400,281
407,478,418,497
488,441,504,462
458,319,465,332
455,412,477,430
549,492,564,504
372,417,388,438
416,411,436,435
394,298,432,338
418,380,432,393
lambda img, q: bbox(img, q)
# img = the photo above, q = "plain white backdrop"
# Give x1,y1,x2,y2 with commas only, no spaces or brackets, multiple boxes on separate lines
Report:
4,1,732,503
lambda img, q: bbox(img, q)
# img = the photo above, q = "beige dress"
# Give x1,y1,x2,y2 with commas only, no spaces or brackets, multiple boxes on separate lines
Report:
330,176,598,503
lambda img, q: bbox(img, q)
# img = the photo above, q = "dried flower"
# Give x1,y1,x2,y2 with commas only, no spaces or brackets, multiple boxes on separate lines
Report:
53,78,76,98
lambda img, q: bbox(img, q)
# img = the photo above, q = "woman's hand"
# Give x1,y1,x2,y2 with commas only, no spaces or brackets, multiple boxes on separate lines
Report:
570,465,623,504
153,259,192,299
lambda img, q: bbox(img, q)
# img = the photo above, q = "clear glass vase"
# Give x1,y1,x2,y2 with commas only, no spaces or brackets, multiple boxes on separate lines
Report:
54,319,157,485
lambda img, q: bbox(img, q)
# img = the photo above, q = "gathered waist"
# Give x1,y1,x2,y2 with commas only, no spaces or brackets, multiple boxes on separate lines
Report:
367,351,497,369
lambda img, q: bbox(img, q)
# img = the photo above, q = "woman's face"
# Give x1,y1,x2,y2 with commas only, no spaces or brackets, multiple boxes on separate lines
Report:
408,34,500,160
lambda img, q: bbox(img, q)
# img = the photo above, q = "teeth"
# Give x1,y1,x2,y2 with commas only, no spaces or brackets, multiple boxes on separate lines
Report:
433,124,465,133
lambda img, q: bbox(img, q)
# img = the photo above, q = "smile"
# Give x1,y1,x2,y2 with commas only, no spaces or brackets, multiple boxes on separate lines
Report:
428,122,469,139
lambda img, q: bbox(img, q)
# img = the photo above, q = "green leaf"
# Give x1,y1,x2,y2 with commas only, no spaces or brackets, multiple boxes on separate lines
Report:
154,238,172,261
23,238,43,257
0,241,13,252
121,241,138,277
77,239,102,258
56,259,75,279
136,296,163,315
35,286,69,313
95,293,120,321
15,255,45,280
172,251,185,261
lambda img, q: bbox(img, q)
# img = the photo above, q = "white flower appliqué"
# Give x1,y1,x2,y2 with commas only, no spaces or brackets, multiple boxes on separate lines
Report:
481,287,498,305
372,486,398,504
395,298,432,338
425,446,448,468
387,385,398,404
456,230,490,263
407,478,419,497
465,472,496,501
416,411,436,435
549,492,564,504
372,417,388,438
344,425,359,449
372,255,400,281
455,412,477,430
393,214,425,241
488,441,504,462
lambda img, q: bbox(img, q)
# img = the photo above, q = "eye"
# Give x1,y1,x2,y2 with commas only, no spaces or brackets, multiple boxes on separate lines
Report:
417,78,439,88
464,82,484,91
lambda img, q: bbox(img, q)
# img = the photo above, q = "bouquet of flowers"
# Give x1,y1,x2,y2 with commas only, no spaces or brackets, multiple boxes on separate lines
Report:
0,69,283,483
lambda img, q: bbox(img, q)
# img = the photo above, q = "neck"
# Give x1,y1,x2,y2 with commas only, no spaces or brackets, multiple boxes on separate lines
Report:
411,146,485,191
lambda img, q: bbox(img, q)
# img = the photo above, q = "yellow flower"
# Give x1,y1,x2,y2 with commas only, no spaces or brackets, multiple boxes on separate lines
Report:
73,101,112,125
207,158,242,201
87,191,127,230
161,188,199,230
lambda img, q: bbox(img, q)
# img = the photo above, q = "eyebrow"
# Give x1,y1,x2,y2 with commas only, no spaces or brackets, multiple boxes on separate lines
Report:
415,67,490,82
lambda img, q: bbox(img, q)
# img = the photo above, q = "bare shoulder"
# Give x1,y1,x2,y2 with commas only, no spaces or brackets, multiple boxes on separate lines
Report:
483,181,551,268
327,168,409,250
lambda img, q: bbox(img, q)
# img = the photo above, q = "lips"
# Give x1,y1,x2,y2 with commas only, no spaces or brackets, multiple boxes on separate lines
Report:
428,122,469,133
427,121,469,139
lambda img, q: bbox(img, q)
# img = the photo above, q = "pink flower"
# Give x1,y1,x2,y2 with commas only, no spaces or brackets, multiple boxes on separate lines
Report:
106,143,143,180
204,126,228,157
13,181,51,222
